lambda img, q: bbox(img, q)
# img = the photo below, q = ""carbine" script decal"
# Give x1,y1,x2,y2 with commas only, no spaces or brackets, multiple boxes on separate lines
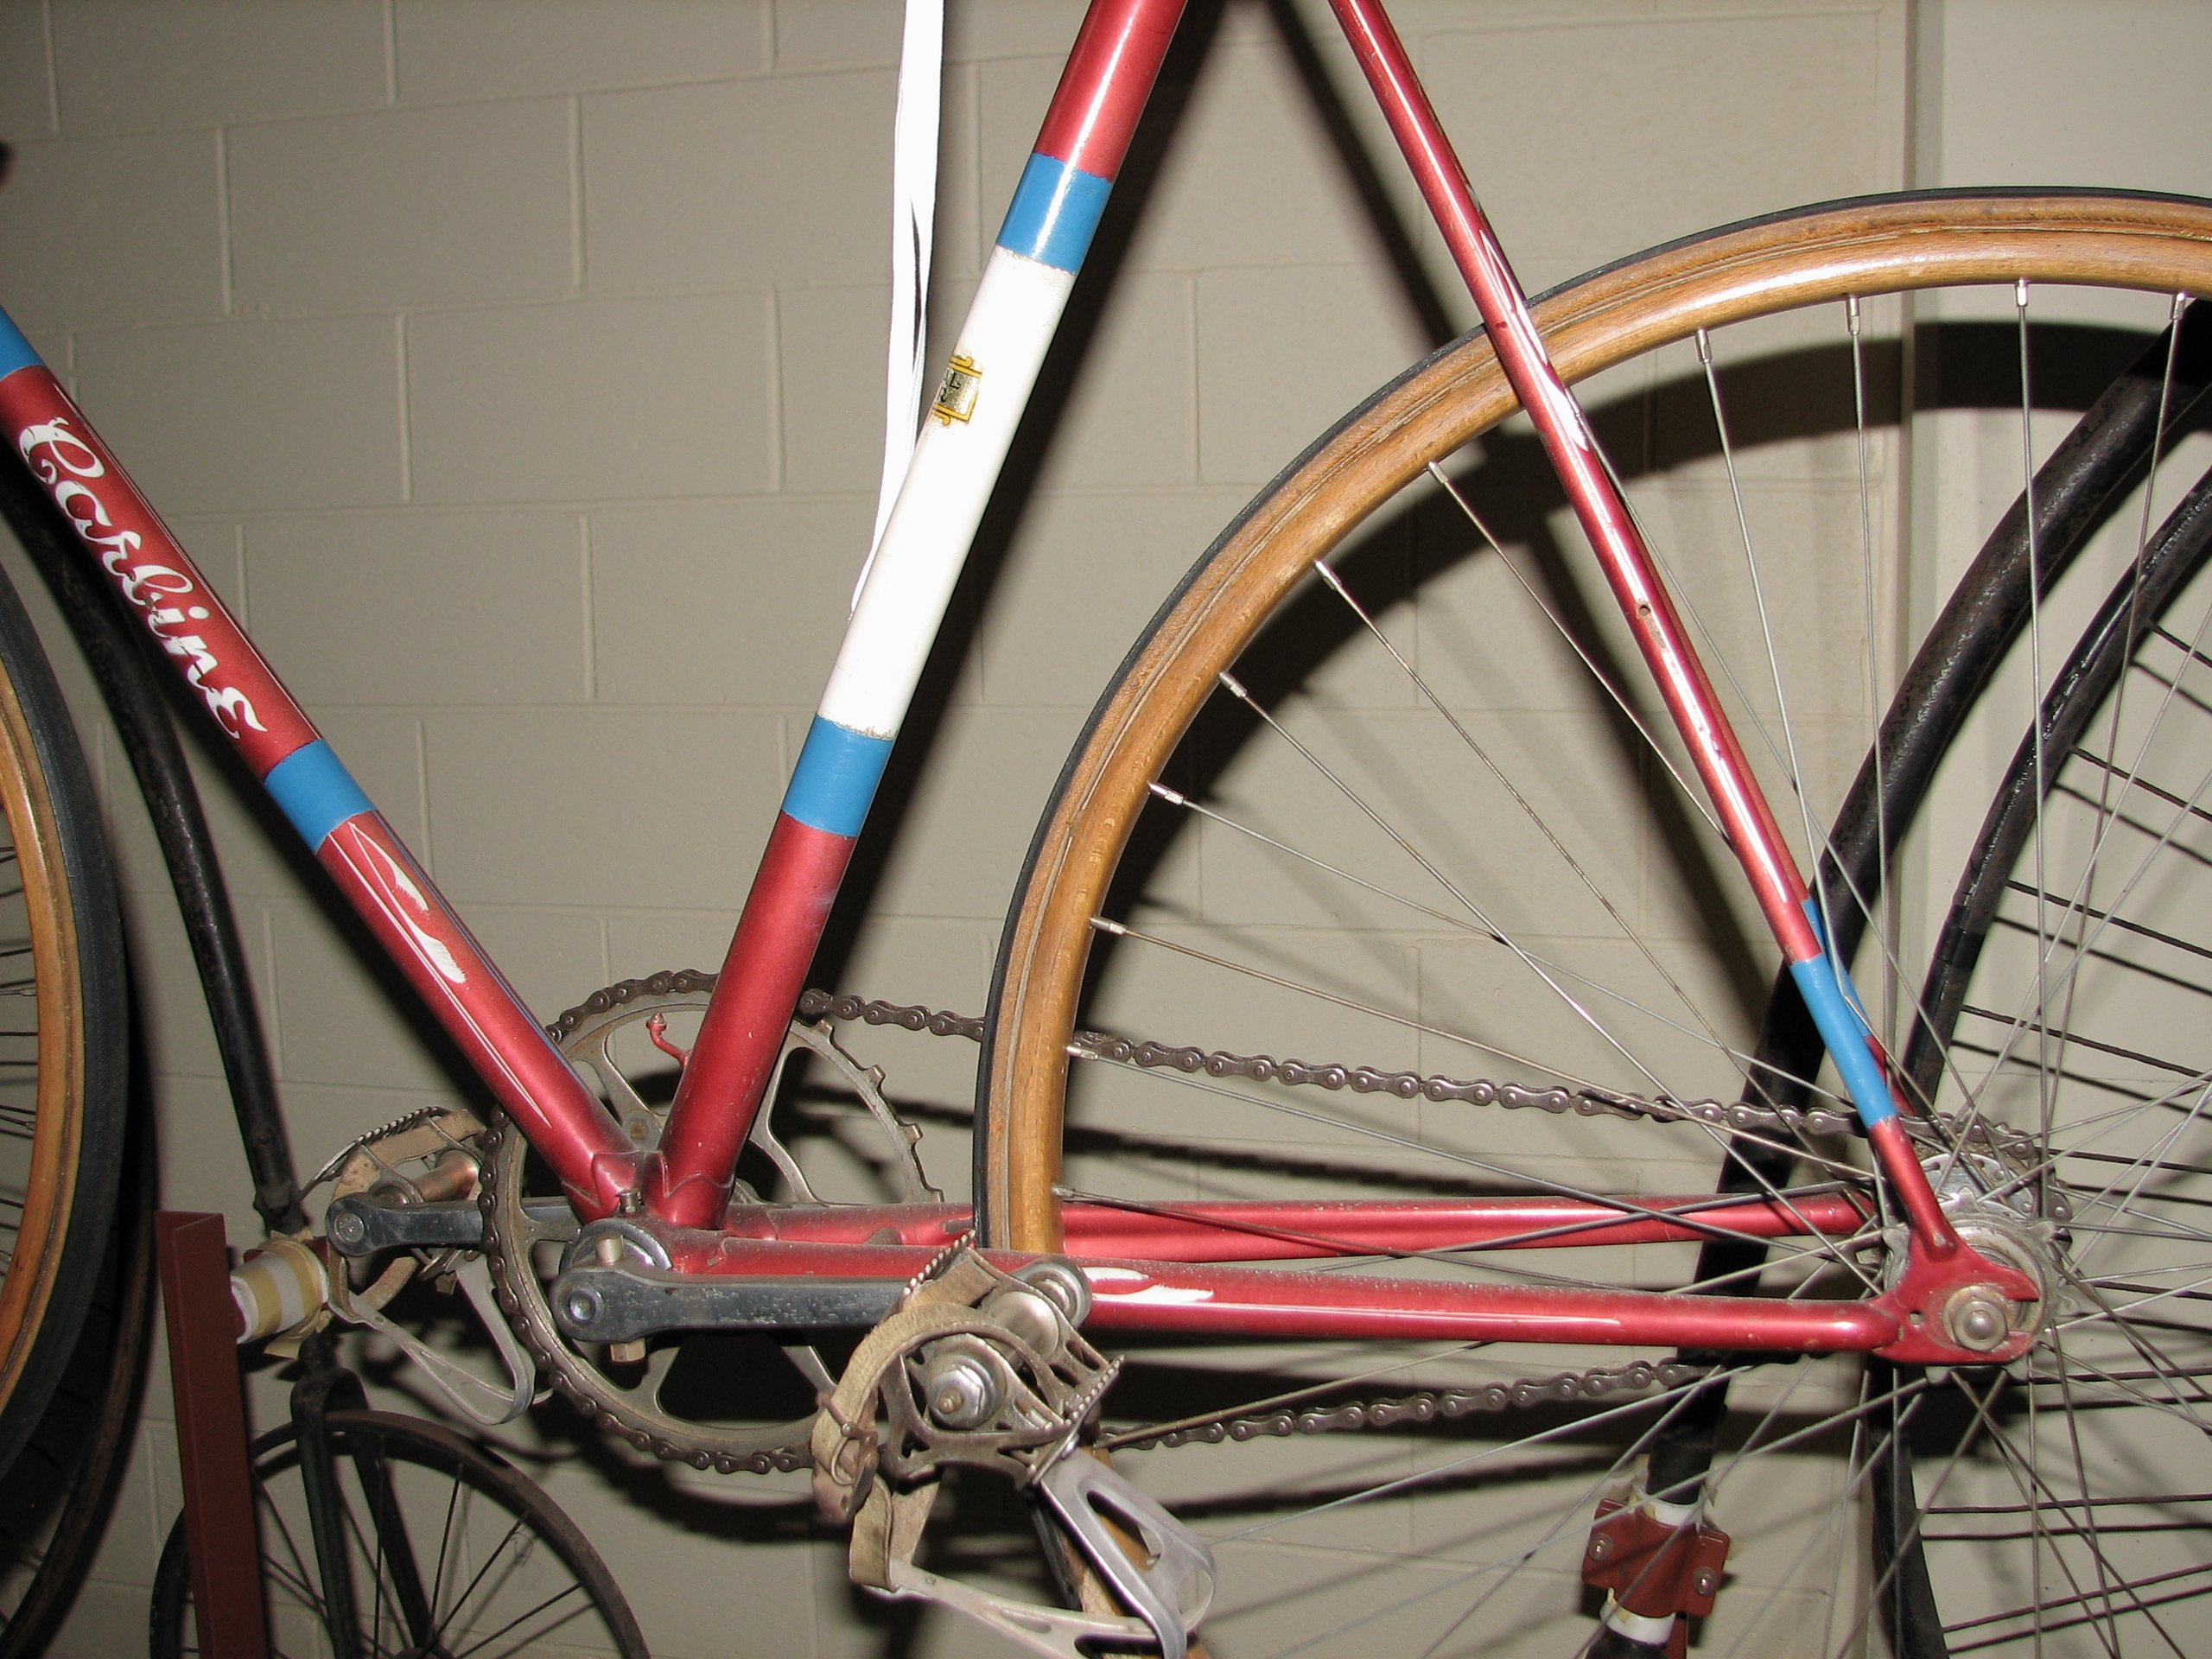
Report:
16,415,265,739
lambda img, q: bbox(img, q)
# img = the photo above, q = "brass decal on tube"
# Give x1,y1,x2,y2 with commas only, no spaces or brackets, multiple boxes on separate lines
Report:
931,354,982,425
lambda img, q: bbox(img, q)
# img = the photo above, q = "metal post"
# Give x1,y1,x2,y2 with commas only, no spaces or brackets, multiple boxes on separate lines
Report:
156,1211,268,1659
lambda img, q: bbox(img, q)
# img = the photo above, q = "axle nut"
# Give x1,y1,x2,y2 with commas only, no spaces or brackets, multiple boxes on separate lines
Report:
1944,1287,2012,1353
921,1338,1005,1431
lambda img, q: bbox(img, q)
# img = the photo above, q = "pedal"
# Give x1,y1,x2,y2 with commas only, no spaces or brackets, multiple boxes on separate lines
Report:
1037,1451,1215,1659
881,1549,1174,1659
810,1243,1213,1657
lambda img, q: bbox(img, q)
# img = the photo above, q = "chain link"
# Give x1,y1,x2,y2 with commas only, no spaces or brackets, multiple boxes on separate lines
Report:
795,987,984,1041
504,980,1894,1469
1104,1358,1711,1452
785,990,1831,1457
1065,1031,1869,1139
790,986,1864,1136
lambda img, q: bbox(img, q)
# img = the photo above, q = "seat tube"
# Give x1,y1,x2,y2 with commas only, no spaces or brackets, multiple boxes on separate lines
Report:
647,0,1192,1230
1325,0,1956,1249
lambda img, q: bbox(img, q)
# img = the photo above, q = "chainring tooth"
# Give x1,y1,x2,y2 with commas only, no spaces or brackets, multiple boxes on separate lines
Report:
487,980,944,1472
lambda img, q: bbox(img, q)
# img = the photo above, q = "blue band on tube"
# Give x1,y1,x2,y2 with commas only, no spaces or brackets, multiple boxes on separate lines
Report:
264,741,375,850
1788,899,1897,1127
782,717,893,839
0,308,41,380
995,153,1112,274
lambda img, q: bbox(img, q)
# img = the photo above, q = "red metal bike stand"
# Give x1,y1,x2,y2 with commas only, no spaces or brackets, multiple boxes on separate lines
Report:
156,1211,268,1659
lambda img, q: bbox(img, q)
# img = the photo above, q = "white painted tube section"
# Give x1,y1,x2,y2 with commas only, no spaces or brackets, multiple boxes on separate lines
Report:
818,246,1077,739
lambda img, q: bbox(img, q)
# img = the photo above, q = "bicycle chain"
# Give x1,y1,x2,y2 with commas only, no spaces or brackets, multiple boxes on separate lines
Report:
793,987,1864,1139
488,980,1922,1472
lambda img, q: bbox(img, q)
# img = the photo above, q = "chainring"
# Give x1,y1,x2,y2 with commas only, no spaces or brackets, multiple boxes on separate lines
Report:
480,972,935,1472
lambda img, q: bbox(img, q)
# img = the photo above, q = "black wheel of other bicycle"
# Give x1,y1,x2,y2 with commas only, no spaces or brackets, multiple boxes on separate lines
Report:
1874,454,2212,1654
148,1409,647,1659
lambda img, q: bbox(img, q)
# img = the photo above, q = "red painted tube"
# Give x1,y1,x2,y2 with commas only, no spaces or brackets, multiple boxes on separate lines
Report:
1324,0,1820,964
652,811,857,1227
725,1192,1871,1259
648,1234,1899,1354
3,366,315,774
2,363,636,1214
1033,0,1188,180
1066,1192,1871,1257
317,817,636,1211
1076,1258,1897,1352
1870,1116,1960,1257
651,0,1195,1224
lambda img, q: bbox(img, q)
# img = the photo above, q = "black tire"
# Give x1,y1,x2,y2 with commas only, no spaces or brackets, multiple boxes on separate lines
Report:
149,1408,647,1659
0,547,127,1488
1875,459,2212,1654
0,1100,152,1656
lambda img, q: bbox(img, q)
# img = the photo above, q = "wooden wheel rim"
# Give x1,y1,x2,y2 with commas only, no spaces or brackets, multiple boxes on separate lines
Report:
982,191,2212,1250
0,627,86,1420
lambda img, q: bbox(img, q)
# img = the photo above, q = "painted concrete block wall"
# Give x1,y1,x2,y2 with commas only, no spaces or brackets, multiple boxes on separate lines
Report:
0,1,1969,1653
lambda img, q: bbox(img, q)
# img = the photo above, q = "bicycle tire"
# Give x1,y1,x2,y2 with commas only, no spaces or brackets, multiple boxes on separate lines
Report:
0,1101,153,1657
1878,448,2212,1656
0,538,127,1488
148,1408,648,1659
979,191,2212,1655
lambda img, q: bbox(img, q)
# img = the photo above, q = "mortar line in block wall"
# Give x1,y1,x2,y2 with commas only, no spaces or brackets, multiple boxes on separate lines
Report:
568,94,586,294
410,715,432,874
37,0,57,133
394,315,413,502
213,126,234,315
766,283,787,491
579,513,598,702
382,0,398,105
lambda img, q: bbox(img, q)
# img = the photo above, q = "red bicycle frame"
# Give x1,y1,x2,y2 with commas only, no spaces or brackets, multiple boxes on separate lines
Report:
0,0,2033,1366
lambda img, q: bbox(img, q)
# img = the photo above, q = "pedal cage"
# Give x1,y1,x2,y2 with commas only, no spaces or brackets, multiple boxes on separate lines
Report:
811,1244,1215,1658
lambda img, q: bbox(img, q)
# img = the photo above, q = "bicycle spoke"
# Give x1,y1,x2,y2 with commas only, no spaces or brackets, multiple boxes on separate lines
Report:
1145,777,1853,1114
987,233,2212,1656
1060,1052,1866,1272
1212,667,1673,1097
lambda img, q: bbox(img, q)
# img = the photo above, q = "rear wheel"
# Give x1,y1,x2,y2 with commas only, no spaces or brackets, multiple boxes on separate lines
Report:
981,194,2212,1653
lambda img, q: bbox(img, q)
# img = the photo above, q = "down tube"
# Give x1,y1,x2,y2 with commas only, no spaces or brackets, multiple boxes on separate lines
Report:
0,318,639,1217
649,0,1192,1229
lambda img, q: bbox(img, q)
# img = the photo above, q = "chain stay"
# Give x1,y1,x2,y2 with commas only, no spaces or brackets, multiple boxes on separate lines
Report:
508,979,1929,1472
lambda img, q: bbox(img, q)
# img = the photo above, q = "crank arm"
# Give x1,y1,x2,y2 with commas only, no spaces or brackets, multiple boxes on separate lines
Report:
552,1261,899,1342
325,1192,570,1256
